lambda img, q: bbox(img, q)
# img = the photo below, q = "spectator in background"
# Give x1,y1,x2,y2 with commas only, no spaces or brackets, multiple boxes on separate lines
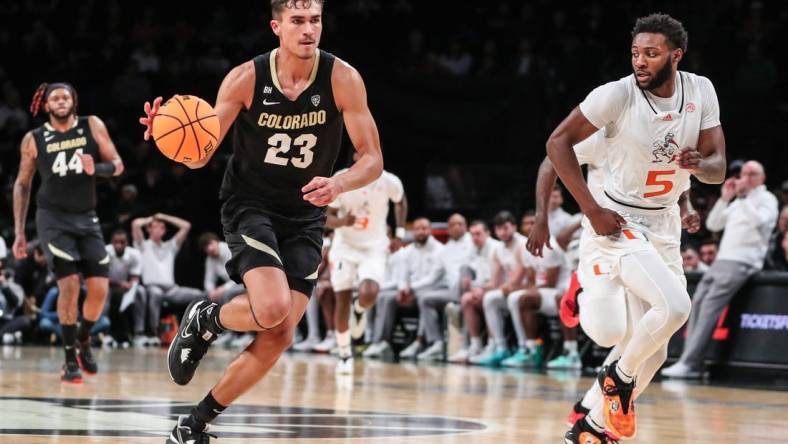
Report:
415,213,473,361
0,236,6,260
14,241,53,306
199,232,245,304
663,161,778,379
548,184,573,235
699,240,719,267
437,39,473,76
38,286,110,342
132,213,205,340
472,211,526,366
105,230,146,346
448,220,501,363
0,258,25,343
765,205,788,271
520,211,535,238
682,246,708,273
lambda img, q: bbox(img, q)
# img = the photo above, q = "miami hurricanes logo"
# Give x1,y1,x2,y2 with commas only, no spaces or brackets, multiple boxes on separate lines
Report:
651,132,680,163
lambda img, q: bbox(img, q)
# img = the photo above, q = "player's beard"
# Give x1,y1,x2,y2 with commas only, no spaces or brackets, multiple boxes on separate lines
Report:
635,57,673,91
50,105,75,123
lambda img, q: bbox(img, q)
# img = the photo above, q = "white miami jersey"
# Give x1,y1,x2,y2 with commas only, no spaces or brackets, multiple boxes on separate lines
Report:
579,71,720,208
492,232,527,279
574,130,606,203
330,169,404,249
522,237,572,291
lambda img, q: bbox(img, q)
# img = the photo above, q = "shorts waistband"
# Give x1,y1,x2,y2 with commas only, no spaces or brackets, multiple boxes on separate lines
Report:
603,191,674,216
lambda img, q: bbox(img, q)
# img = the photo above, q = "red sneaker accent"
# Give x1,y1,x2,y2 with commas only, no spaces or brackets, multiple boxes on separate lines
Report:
560,271,581,328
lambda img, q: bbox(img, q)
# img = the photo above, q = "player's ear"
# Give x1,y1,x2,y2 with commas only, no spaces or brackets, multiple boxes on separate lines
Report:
270,19,281,36
673,48,683,64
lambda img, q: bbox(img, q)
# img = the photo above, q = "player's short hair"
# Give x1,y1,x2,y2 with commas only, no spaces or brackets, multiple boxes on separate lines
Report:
632,13,688,52
198,232,220,251
493,211,516,227
271,0,324,19
522,210,535,218
111,229,128,240
470,220,489,232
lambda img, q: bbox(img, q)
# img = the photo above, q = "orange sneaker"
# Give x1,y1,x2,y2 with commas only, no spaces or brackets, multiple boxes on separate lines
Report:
560,271,582,328
597,361,636,439
566,400,590,427
564,417,618,444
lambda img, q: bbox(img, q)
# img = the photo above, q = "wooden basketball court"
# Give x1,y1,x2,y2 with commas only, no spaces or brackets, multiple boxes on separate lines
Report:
1,346,786,443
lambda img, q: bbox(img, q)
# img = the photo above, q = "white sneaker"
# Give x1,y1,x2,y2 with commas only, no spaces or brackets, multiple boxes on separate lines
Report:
417,341,445,362
349,299,367,340
661,361,702,379
444,302,462,329
2,333,15,345
146,336,161,347
468,344,495,365
312,334,337,353
362,341,393,360
448,348,470,364
336,356,354,375
293,337,320,352
398,341,422,360
132,336,148,348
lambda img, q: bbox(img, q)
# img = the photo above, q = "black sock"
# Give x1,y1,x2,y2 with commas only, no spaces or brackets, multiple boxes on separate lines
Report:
62,324,78,363
78,320,95,344
204,304,226,335
183,391,226,432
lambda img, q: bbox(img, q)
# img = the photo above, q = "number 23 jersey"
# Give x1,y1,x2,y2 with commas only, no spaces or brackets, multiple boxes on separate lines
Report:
579,71,720,208
220,49,344,220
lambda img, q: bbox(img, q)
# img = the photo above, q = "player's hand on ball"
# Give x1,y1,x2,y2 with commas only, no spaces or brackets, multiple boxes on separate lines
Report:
681,210,701,233
525,217,552,257
139,96,163,141
676,147,701,171
12,235,27,260
588,206,625,236
302,176,342,207
77,153,95,175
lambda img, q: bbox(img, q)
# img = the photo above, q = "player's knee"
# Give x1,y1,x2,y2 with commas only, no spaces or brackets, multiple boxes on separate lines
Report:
482,291,501,309
249,291,291,330
266,324,296,352
667,293,691,329
585,321,627,348
506,294,521,312
59,274,81,295
460,292,474,307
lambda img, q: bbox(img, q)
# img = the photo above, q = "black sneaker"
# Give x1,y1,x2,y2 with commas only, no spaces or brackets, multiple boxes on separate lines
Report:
61,361,83,384
167,299,221,386
166,415,216,443
564,417,617,444
77,340,98,374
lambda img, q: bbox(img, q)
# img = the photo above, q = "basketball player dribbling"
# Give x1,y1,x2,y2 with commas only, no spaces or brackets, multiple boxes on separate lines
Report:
13,82,124,383
139,1,384,442
539,13,726,443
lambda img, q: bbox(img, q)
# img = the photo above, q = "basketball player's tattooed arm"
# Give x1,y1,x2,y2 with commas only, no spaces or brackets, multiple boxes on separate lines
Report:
82,115,124,177
12,132,38,259
677,126,726,184
303,60,384,207
140,61,254,169
526,157,558,257
546,108,625,236
394,194,408,238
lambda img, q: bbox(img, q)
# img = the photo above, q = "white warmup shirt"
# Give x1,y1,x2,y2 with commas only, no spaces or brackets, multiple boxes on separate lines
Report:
204,241,233,291
398,236,445,291
522,237,572,291
705,185,778,269
469,237,502,287
329,169,404,251
439,233,474,288
579,71,720,208
136,238,179,286
491,232,527,284
106,245,142,284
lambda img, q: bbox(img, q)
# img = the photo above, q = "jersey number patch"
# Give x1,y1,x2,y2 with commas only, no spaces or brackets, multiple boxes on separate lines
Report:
264,133,317,169
51,149,84,177
643,170,676,198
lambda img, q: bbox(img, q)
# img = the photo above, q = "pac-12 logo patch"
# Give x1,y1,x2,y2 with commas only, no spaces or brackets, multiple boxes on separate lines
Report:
311,95,321,107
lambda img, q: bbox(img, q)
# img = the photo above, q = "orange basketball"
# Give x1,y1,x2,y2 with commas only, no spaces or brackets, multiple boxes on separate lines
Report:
151,95,220,163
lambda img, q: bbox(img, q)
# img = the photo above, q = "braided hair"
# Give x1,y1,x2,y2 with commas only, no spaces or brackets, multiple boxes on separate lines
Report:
29,82,78,117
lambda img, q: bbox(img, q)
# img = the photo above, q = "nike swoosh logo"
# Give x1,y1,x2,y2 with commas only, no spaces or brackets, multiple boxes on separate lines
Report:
263,99,280,106
180,302,203,339
45,135,55,142
98,255,111,265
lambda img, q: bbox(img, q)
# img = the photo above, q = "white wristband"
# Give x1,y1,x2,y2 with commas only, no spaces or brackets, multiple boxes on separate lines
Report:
395,227,406,239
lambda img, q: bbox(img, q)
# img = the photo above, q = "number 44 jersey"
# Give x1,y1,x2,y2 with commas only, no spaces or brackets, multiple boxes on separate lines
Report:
220,49,344,219
33,116,99,213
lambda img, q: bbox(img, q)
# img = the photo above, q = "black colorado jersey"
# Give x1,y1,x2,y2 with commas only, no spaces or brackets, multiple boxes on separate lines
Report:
220,49,344,220
32,116,99,213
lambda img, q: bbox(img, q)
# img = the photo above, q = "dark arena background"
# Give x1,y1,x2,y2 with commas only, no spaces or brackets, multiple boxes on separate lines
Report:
1,1,787,443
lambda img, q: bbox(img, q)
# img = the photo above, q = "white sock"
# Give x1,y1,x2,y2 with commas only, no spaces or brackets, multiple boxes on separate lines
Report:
470,337,482,351
326,330,335,339
585,408,605,433
337,330,351,358
616,362,635,384
525,339,537,353
564,340,578,354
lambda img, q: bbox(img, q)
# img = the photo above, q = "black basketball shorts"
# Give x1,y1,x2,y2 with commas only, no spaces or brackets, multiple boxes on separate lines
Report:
221,199,324,297
35,208,109,279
